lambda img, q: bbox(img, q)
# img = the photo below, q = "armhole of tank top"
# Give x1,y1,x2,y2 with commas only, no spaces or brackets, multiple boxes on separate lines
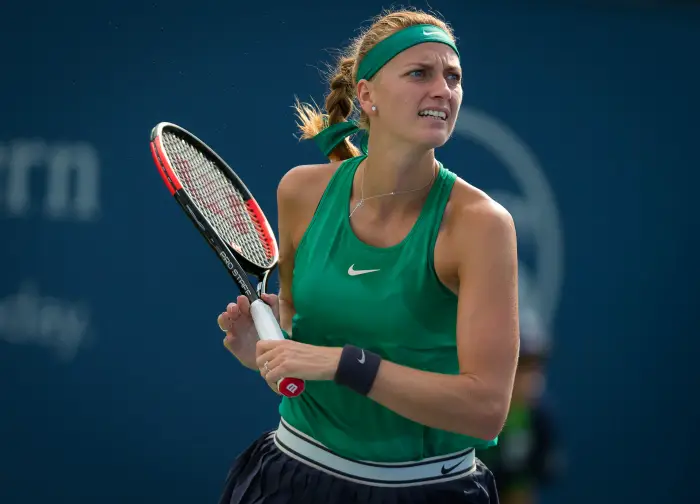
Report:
426,167,459,300
294,157,360,260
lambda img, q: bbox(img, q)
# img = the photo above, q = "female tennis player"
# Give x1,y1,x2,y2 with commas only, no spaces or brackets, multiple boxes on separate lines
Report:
216,8,519,504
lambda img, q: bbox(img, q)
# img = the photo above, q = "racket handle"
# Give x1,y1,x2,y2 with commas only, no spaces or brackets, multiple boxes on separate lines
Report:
250,299,306,398
250,299,285,341
277,377,305,398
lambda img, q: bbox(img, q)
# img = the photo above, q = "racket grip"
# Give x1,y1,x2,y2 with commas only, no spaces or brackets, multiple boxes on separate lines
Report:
249,299,285,341
250,299,306,398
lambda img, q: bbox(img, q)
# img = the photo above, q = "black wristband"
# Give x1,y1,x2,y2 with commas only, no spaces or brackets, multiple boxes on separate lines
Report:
333,345,382,396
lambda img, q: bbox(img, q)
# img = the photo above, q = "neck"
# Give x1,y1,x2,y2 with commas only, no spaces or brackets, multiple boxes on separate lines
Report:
356,134,437,213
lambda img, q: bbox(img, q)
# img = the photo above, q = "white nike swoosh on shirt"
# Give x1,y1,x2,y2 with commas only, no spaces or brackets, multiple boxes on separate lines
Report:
348,264,380,276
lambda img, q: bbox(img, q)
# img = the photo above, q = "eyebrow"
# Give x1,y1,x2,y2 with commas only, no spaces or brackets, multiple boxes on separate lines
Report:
403,60,462,73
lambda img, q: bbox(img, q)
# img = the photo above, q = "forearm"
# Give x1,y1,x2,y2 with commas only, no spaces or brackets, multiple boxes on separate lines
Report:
367,359,508,440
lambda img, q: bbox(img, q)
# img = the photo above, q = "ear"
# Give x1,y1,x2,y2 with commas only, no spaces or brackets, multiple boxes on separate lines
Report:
356,79,375,116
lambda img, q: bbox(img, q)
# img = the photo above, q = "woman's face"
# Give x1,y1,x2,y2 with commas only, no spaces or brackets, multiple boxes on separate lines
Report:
365,41,463,150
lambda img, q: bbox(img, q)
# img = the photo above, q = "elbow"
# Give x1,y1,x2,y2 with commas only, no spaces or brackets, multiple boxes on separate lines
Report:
457,390,510,441
475,401,508,441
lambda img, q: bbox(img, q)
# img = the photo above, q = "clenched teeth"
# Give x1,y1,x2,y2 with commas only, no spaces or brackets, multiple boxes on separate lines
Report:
418,109,447,120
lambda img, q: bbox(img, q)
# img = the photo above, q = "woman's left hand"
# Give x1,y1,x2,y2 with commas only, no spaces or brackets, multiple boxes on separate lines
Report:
256,340,342,389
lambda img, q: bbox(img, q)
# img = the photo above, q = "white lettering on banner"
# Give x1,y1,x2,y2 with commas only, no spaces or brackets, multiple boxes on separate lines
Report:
0,281,91,362
0,140,100,221
453,107,564,330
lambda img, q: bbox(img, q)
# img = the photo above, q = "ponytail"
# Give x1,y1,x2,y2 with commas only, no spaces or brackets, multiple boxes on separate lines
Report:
293,56,362,162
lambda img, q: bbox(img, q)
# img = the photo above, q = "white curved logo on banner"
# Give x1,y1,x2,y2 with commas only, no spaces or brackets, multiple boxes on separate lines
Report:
453,107,564,330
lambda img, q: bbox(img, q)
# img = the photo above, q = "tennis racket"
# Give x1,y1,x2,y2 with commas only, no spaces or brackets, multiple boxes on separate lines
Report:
149,121,305,398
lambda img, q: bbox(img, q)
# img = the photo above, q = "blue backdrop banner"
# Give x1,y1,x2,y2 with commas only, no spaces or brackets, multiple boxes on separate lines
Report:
1,2,698,503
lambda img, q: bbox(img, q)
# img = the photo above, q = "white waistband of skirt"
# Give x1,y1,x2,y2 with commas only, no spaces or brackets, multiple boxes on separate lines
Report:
272,418,476,488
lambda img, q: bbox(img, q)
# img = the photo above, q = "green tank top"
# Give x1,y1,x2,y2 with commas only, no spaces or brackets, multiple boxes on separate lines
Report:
278,155,498,462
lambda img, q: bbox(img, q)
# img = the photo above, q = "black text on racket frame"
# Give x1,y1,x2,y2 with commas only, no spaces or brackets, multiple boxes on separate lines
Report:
149,121,305,399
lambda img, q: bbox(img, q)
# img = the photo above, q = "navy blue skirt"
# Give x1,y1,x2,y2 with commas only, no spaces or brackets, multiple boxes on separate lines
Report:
218,430,499,504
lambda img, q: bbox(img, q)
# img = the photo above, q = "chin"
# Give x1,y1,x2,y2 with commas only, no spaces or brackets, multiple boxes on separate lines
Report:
414,132,450,150
415,122,452,147
396,124,450,151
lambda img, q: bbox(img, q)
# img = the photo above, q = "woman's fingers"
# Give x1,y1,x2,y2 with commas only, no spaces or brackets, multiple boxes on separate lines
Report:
217,312,227,331
234,295,251,317
260,293,280,321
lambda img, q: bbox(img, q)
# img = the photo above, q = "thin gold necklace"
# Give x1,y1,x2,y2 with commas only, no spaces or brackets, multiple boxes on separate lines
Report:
349,162,438,218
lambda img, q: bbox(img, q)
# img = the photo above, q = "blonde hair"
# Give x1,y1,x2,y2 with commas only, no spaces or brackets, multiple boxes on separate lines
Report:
293,8,456,162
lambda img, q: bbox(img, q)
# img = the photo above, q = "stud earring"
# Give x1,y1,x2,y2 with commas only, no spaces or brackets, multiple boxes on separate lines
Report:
371,105,377,111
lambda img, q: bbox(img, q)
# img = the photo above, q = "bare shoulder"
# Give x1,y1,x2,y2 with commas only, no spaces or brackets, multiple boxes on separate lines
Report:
277,160,344,247
434,177,516,292
443,177,516,244
277,161,341,205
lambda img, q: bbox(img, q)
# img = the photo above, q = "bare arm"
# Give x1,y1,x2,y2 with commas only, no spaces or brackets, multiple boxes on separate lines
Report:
276,169,299,335
367,201,520,440
275,163,337,335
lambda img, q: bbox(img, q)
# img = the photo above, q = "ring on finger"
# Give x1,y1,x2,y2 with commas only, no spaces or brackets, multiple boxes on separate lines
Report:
264,361,270,373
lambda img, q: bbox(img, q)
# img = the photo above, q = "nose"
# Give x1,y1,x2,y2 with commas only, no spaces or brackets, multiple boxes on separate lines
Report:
430,75,451,100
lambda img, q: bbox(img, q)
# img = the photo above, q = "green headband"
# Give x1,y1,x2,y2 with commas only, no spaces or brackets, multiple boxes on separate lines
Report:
312,24,459,157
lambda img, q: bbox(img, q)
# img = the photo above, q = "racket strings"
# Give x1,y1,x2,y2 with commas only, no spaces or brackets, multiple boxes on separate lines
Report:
245,200,275,261
162,132,274,268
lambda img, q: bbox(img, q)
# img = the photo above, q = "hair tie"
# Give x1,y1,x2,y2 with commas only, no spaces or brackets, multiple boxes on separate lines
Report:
312,121,368,156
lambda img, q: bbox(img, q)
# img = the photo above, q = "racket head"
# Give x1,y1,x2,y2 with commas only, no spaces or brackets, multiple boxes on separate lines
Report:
150,122,279,280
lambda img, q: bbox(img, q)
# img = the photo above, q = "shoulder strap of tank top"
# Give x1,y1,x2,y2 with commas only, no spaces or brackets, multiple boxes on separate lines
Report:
419,161,458,248
313,155,365,215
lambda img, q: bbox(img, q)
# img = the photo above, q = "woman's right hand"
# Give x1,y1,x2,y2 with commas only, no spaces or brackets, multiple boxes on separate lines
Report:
217,293,280,370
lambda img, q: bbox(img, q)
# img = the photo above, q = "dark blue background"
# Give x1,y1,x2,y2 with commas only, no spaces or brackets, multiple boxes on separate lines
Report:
1,2,698,503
